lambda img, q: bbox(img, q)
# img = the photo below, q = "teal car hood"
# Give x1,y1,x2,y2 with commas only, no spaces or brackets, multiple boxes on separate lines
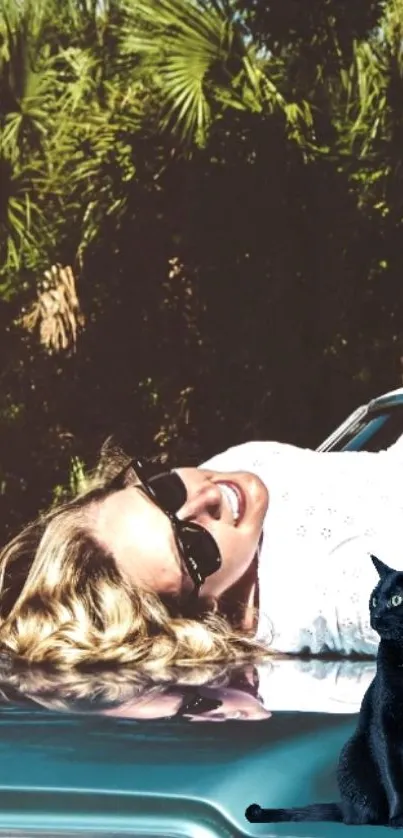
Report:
0,705,386,837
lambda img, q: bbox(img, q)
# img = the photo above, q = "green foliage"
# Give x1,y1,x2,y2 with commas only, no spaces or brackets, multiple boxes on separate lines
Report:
2,0,403,546
0,0,59,283
120,0,311,149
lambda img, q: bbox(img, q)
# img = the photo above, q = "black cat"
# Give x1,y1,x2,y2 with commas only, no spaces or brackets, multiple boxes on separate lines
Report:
246,554,403,828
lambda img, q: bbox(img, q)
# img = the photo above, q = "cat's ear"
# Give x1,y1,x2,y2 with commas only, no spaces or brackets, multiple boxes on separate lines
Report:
370,554,390,579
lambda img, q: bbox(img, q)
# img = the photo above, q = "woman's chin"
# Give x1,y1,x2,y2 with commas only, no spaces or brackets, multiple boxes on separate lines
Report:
215,553,259,625
252,474,269,518
240,472,269,530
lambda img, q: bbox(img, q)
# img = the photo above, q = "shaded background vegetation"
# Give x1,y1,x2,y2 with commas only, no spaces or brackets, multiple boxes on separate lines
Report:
1,0,403,544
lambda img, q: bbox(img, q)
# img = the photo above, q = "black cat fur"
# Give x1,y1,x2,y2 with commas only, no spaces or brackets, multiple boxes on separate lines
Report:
246,554,403,828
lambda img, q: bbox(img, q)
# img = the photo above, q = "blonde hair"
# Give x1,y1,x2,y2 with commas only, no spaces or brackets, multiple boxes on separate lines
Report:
0,656,242,714
0,439,272,671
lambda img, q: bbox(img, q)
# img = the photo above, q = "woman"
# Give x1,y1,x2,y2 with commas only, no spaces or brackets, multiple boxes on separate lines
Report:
0,656,271,721
0,651,376,719
1,435,403,669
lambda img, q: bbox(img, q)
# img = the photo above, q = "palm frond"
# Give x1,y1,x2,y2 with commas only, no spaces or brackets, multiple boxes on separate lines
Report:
0,0,66,277
120,0,269,147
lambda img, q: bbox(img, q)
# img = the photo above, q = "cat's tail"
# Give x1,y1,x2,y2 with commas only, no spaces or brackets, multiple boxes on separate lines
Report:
245,802,343,823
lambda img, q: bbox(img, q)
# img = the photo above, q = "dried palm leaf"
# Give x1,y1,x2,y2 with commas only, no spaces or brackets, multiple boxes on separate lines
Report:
19,264,85,354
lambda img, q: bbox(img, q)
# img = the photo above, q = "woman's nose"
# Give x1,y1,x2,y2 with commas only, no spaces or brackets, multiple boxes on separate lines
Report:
176,481,222,523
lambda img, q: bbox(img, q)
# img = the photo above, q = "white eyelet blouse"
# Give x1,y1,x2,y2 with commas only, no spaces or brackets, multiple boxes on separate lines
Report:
201,439,403,660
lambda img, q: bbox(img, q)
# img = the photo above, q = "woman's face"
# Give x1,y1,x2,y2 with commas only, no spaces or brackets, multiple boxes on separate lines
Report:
101,686,272,722
94,466,268,605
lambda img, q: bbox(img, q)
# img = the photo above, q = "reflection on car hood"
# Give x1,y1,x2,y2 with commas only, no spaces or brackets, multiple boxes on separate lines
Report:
0,701,356,837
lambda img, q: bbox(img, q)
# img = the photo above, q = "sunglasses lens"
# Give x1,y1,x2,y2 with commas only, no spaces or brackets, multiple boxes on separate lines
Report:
180,694,223,717
181,526,221,581
148,471,187,514
143,464,222,591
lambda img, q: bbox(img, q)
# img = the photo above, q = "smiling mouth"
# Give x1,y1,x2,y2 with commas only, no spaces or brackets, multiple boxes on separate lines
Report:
217,481,246,526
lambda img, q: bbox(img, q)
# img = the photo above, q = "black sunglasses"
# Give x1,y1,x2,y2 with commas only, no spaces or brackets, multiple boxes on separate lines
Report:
175,690,223,719
110,458,222,599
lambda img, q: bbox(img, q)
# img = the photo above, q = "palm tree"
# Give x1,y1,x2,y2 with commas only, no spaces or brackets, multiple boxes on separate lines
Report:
335,0,403,217
0,0,137,349
120,0,311,150
0,0,62,288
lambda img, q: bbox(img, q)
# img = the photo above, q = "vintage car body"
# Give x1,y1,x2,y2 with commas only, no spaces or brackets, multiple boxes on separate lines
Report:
2,386,403,838
317,385,403,452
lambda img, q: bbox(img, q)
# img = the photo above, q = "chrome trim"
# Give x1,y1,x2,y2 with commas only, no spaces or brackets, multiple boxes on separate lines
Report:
316,404,368,452
317,389,403,452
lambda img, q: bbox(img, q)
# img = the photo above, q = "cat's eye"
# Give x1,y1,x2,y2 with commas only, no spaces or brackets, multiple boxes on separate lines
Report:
391,594,403,607
372,596,377,607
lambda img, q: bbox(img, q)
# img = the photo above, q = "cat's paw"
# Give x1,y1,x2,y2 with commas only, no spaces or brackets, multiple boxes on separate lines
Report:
245,804,263,822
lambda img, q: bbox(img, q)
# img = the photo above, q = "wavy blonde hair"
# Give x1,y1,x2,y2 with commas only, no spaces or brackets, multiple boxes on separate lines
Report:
0,438,272,670
0,655,246,714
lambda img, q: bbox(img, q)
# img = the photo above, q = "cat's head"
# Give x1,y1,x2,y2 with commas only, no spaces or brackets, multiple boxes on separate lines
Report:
370,554,403,641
